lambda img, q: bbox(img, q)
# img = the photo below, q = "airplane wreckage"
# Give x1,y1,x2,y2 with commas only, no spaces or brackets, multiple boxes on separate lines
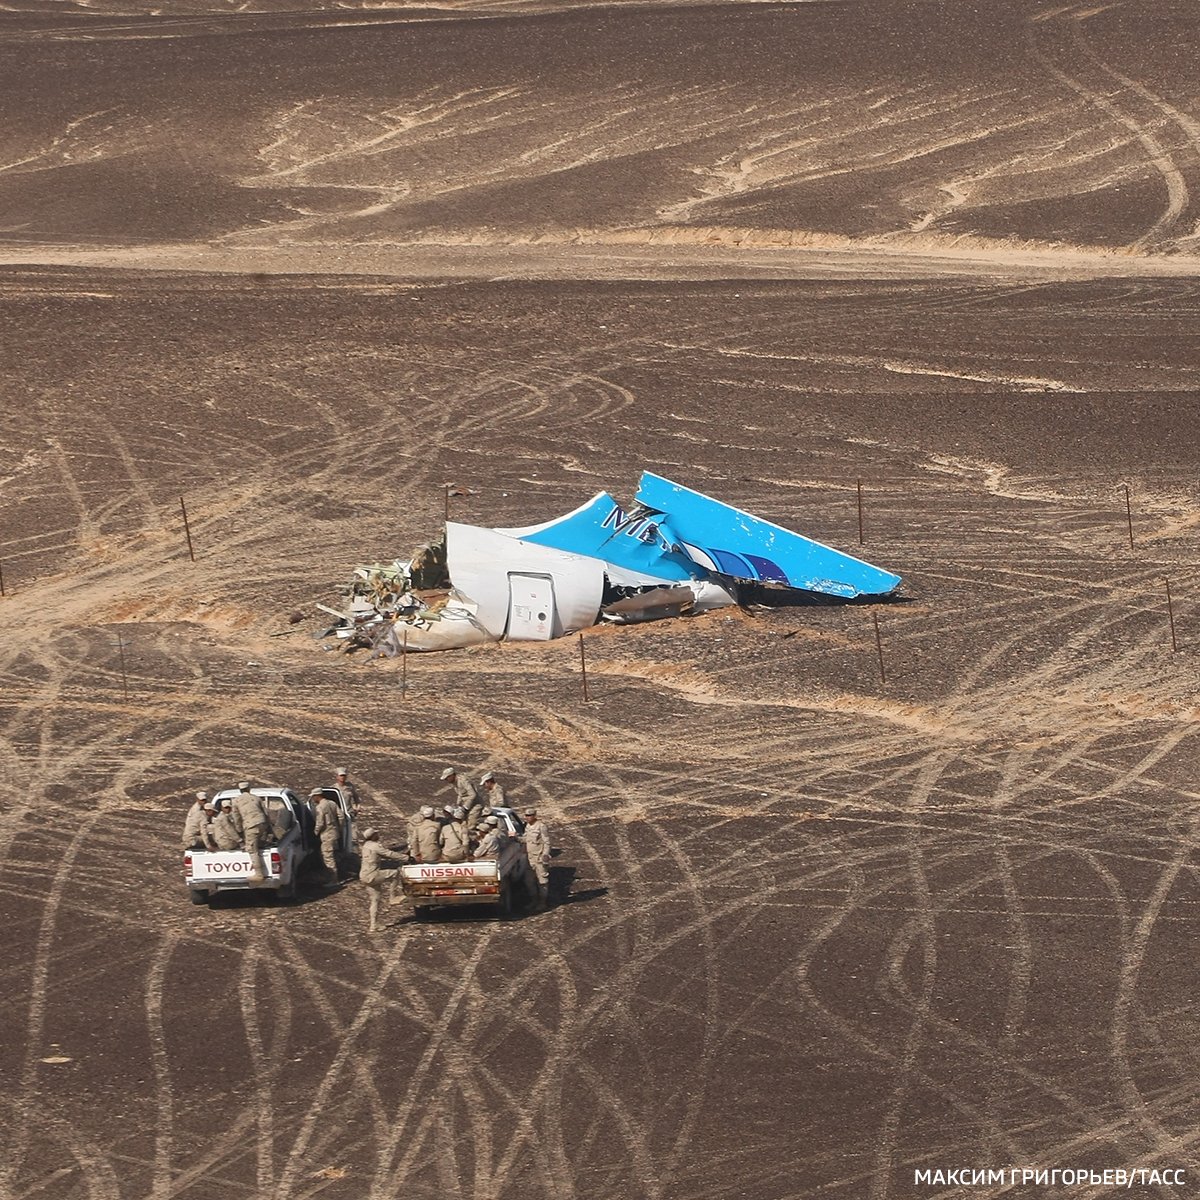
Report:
319,473,901,655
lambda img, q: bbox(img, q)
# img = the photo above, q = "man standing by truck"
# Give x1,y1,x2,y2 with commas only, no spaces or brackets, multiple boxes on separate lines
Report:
231,781,269,883
334,767,364,849
523,809,552,911
310,788,342,885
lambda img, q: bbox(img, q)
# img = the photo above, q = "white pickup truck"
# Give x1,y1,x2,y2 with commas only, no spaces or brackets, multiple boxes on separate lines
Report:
183,786,355,905
400,807,532,917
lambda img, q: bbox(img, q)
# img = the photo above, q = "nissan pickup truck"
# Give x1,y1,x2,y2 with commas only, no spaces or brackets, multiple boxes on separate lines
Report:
183,785,355,905
400,807,531,917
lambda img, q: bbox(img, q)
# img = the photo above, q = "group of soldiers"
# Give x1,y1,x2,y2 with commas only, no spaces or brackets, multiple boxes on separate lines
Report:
180,768,359,886
180,764,553,932
359,765,553,932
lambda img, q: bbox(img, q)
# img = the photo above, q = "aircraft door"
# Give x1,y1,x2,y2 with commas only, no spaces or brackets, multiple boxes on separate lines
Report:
507,573,556,640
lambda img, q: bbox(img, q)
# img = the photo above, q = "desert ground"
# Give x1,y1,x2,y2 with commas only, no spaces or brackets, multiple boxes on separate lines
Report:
3,1,1200,1199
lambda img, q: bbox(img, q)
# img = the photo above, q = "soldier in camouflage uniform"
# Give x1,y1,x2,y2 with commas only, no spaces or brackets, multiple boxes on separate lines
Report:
439,767,483,828
411,805,442,865
230,781,268,882
522,809,552,911
181,791,216,851
479,772,507,809
310,788,342,886
472,815,505,862
439,806,472,864
210,800,242,851
358,828,404,933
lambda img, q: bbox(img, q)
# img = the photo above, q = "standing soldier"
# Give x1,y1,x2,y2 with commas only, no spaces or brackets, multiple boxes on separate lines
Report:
411,805,443,864
480,772,507,808
334,767,363,848
181,791,216,851
230,781,269,883
523,809,552,911
439,806,472,864
210,799,242,850
310,788,342,886
358,828,404,933
439,767,483,827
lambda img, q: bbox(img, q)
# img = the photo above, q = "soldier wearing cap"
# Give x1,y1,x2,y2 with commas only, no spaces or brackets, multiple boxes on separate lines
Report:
310,788,342,885
411,804,443,865
230,781,269,882
439,805,472,864
472,815,505,862
334,766,364,848
210,799,241,851
480,771,507,808
181,791,216,851
522,808,552,910
358,828,403,933
439,767,483,827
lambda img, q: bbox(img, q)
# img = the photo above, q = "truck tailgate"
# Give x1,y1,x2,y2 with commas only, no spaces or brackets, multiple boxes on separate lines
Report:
187,850,276,885
401,861,501,905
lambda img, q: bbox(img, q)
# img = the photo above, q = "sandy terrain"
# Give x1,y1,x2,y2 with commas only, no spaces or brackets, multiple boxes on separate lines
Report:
3,1,1200,1198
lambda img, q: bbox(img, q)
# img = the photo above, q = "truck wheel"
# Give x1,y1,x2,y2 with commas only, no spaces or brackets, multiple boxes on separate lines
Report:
189,889,210,907
278,877,298,903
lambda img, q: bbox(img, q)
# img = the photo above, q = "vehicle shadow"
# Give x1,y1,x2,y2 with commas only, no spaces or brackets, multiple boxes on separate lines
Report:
202,873,348,909
391,865,605,925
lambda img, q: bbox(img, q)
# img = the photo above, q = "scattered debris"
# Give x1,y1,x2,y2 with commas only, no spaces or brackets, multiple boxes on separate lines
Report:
318,472,901,654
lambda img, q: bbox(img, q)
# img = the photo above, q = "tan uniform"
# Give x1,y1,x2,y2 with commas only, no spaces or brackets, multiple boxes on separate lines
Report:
452,776,484,829
312,796,342,878
439,818,471,864
473,828,504,861
359,839,402,932
523,817,551,908
339,780,362,818
405,809,423,858
482,782,507,809
181,801,214,851
231,791,269,880
338,780,363,848
412,816,442,864
211,810,241,851
268,804,294,842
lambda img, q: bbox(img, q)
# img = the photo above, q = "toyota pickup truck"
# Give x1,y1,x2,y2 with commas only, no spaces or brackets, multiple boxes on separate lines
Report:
400,807,531,917
183,785,355,905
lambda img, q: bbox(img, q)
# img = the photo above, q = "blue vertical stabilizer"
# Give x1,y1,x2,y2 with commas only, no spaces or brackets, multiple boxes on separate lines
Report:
634,473,901,599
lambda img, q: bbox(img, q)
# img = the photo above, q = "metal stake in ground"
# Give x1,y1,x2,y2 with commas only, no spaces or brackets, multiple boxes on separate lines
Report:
872,612,886,685
179,495,196,562
1165,577,1178,652
857,478,865,545
579,633,590,701
116,635,129,702
444,484,451,526
1124,485,1134,551
401,627,408,700
0,560,5,597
